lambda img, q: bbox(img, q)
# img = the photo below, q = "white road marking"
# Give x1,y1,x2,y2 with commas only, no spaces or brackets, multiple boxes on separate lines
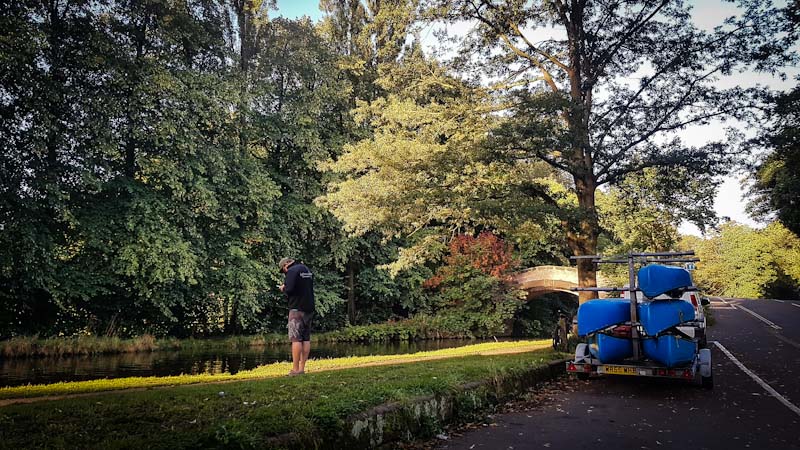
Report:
713,341,800,417
733,303,782,330
792,303,800,309
775,299,785,303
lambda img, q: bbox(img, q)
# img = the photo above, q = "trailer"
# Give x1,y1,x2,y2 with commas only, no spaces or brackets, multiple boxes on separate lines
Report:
567,342,714,388
565,251,713,389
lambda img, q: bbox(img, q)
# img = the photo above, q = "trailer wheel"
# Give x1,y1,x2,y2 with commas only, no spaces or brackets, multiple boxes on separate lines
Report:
697,348,712,389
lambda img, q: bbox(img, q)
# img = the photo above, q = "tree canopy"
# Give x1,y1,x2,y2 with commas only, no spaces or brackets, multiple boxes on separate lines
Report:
1,0,798,340
682,222,800,299
418,0,796,301
748,84,800,235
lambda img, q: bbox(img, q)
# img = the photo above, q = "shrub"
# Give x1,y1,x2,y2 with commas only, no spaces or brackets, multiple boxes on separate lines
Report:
423,233,526,337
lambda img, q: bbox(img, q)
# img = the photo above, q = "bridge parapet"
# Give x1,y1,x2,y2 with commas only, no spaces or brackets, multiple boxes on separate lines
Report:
512,266,610,298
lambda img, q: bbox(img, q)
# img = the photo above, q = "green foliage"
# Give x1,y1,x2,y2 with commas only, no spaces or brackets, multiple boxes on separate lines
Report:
421,233,526,337
316,45,565,319
597,168,718,285
422,0,795,297
325,320,428,341
0,1,359,337
513,293,578,338
749,85,800,235
682,222,800,299
3,0,792,341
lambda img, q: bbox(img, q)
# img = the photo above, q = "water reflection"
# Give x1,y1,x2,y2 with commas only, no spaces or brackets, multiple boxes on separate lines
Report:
0,339,498,387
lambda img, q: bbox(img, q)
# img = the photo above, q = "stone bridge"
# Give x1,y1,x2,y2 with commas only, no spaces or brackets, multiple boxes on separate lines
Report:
512,266,580,298
512,265,611,299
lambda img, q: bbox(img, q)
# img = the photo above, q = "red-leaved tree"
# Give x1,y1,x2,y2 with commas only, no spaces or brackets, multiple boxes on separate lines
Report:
425,232,517,289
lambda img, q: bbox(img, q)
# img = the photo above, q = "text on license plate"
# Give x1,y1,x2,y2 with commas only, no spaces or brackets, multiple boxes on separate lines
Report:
603,365,637,375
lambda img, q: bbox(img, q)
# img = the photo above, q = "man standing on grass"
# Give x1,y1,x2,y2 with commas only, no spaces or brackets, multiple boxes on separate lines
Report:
279,257,315,376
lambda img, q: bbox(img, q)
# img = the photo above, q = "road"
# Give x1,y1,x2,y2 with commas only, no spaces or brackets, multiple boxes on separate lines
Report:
437,298,800,450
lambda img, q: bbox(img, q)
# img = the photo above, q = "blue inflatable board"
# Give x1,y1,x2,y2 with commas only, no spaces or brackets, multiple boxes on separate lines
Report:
638,265,692,298
588,333,633,363
642,335,697,368
577,299,631,336
637,300,696,336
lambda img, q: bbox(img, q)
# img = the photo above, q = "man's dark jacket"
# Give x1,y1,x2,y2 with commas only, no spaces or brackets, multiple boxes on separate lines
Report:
284,262,315,313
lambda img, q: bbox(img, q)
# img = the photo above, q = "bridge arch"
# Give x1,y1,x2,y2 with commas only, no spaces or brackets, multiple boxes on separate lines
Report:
512,266,580,299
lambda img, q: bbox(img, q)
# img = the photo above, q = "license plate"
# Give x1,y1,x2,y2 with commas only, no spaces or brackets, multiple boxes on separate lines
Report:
603,365,637,375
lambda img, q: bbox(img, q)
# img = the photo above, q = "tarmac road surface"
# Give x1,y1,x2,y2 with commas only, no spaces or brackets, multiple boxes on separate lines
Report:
437,297,800,450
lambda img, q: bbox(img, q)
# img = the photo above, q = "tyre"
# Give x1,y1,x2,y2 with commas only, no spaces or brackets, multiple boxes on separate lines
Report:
696,348,712,389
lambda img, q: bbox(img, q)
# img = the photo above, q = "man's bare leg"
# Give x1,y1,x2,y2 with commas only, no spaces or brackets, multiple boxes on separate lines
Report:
291,341,303,373
299,341,311,372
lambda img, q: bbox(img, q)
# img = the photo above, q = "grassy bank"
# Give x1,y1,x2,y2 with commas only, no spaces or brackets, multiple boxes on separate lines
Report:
0,339,550,401
1,319,503,358
0,345,564,449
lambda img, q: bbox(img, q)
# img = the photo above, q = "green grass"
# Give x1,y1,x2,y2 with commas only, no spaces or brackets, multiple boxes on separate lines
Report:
0,339,550,400
0,346,564,449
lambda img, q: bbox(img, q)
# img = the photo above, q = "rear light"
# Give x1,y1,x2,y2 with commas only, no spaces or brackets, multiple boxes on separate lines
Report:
584,364,592,373
668,370,677,377
657,369,667,376
683,369,692,379
568,363,577,372
690,294,698,308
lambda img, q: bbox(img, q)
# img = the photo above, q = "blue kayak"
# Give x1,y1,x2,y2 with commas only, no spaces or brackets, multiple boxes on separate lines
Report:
638,265,693,298
638,300,696,336
577,299,631,336
588,333,633,363
642,335,697,367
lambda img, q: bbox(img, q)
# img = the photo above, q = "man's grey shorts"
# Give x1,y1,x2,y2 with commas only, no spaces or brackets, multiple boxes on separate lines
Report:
288,309,314,342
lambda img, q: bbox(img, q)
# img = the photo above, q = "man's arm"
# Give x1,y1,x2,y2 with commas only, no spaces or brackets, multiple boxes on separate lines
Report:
283,267,298,295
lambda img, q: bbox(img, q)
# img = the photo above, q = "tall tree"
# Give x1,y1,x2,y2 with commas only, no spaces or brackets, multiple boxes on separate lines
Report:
320,0,420,101
748,85,800,235
682,222,800,299
68,0,280,335
0,0,106,334
317,0,422,324
426,0,796,301
0,0,288,336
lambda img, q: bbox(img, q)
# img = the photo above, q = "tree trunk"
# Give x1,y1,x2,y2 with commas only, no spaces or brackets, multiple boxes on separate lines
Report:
227,299,240,335
221,296,229,333
347,261,356,325
569,173,599,304
562,3,599,304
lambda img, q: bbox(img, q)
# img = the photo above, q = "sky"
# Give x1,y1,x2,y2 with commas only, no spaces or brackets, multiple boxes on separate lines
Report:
274,0,323,21
274,1,797,236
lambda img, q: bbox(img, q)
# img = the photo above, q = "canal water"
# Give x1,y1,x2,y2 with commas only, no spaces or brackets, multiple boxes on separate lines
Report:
0,339,497,387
